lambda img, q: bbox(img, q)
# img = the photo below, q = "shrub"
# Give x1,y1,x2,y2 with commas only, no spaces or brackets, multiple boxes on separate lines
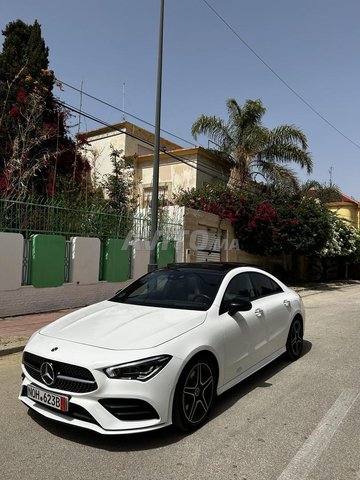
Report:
175,184,335,256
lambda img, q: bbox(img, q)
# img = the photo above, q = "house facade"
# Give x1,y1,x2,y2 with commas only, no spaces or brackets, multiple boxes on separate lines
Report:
326,193,360,229
82,121,229,207
137,146,229,207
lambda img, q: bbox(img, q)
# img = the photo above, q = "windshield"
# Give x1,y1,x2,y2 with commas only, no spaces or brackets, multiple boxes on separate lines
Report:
110,268,225,311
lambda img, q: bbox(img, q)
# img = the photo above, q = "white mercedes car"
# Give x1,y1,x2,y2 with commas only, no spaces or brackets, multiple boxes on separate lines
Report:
19,263,305,434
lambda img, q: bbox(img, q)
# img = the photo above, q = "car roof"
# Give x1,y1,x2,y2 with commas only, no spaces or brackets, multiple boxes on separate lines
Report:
166,262,259,272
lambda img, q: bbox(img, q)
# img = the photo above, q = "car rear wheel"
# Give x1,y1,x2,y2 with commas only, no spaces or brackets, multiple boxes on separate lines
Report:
172,356,216,432
286,317,304,360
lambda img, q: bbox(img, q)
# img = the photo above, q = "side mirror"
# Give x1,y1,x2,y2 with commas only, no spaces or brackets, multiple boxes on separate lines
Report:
227,298,252,316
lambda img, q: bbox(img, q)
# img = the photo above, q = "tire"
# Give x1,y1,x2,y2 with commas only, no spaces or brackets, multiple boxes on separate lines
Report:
172,356,216,432
286,317,304,361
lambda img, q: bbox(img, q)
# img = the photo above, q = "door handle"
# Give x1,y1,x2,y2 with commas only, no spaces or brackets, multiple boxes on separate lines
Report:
255,308,263,317
283,299,290,307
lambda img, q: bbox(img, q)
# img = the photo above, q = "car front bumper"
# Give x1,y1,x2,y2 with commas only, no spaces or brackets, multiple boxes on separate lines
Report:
19,335,183,434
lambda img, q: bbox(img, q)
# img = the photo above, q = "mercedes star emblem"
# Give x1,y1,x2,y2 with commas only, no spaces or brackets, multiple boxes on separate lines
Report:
40,362,56,386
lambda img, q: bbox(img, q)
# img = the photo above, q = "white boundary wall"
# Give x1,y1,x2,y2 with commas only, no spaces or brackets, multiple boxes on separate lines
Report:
0,281,132,317
0,234,133,317
0,231,183,317
132,240,150,279
0,232,24,291
70,237,101,284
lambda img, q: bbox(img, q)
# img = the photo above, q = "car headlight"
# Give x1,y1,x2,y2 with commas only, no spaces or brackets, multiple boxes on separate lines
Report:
104,355,172,381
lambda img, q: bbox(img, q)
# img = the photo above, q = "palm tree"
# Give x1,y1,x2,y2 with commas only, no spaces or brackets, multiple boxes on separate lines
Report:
300,180,342,203
191,98,313,190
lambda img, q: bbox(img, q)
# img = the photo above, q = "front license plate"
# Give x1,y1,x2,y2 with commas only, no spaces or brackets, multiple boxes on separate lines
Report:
27,384,69,412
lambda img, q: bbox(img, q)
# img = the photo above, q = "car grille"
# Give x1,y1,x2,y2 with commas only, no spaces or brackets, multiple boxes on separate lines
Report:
99,398,159,421
22,352,97,393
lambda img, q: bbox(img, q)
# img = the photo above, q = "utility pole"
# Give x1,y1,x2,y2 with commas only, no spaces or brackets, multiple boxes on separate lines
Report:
148,0,164,272
122,82,126,121
74,80,84,180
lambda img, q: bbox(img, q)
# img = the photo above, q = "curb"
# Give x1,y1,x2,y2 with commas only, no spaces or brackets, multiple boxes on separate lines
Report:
0,343,26,357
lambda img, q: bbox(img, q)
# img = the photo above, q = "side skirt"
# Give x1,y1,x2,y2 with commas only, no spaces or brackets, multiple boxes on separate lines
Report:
217,347,286,396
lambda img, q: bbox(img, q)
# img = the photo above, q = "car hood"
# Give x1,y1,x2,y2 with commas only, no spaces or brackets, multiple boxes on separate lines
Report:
39,301,206,350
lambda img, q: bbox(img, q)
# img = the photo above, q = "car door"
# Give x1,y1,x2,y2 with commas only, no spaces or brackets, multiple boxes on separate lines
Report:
249,272,291,356
219,273,269,384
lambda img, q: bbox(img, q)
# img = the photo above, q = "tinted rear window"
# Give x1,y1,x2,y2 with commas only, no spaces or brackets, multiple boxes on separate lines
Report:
250,272,283,298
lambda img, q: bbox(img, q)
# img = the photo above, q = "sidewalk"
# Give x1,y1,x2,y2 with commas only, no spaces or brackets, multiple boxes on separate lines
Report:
1,280,359,357
0,308,78,356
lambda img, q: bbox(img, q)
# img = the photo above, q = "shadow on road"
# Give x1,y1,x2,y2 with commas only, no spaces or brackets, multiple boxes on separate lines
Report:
28,340,312,451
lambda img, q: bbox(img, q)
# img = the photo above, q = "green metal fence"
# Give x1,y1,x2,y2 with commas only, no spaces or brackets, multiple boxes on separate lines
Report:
0,198,182,241
0,198,132,239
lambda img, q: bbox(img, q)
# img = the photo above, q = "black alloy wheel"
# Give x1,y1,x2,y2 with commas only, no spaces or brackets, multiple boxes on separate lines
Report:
173,356,216,432
286,317,304,360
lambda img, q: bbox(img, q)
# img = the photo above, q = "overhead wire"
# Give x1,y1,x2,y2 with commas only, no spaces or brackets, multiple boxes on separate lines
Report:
56,4,360,154
56,78,198,148
202,0,360,151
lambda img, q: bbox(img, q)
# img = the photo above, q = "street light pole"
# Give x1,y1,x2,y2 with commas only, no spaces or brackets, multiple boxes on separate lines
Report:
148,0,164,272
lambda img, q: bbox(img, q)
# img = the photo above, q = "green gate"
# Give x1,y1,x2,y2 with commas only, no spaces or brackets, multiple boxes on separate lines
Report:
30,234,66,288
157,240,176,268
101,238,132,282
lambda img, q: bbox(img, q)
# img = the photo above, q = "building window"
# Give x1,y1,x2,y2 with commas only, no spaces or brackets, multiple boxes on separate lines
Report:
143,185,169,208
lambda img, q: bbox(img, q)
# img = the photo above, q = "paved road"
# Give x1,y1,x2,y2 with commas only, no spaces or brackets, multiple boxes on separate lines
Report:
1,285,360,480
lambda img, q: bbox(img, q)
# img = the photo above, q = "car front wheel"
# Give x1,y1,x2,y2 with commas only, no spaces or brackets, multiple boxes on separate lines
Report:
172,356,216,432
286,317,304,360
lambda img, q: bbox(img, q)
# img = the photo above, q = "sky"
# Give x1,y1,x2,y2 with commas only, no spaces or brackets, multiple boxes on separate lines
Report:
1,0,360,199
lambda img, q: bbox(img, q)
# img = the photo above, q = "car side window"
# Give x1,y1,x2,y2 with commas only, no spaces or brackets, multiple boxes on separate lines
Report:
221,273,255,309
250,272,283,299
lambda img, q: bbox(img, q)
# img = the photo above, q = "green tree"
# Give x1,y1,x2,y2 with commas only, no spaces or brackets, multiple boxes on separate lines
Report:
0,20,50,89
0,19,88,199
191,98,313,190
101,147,137,211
